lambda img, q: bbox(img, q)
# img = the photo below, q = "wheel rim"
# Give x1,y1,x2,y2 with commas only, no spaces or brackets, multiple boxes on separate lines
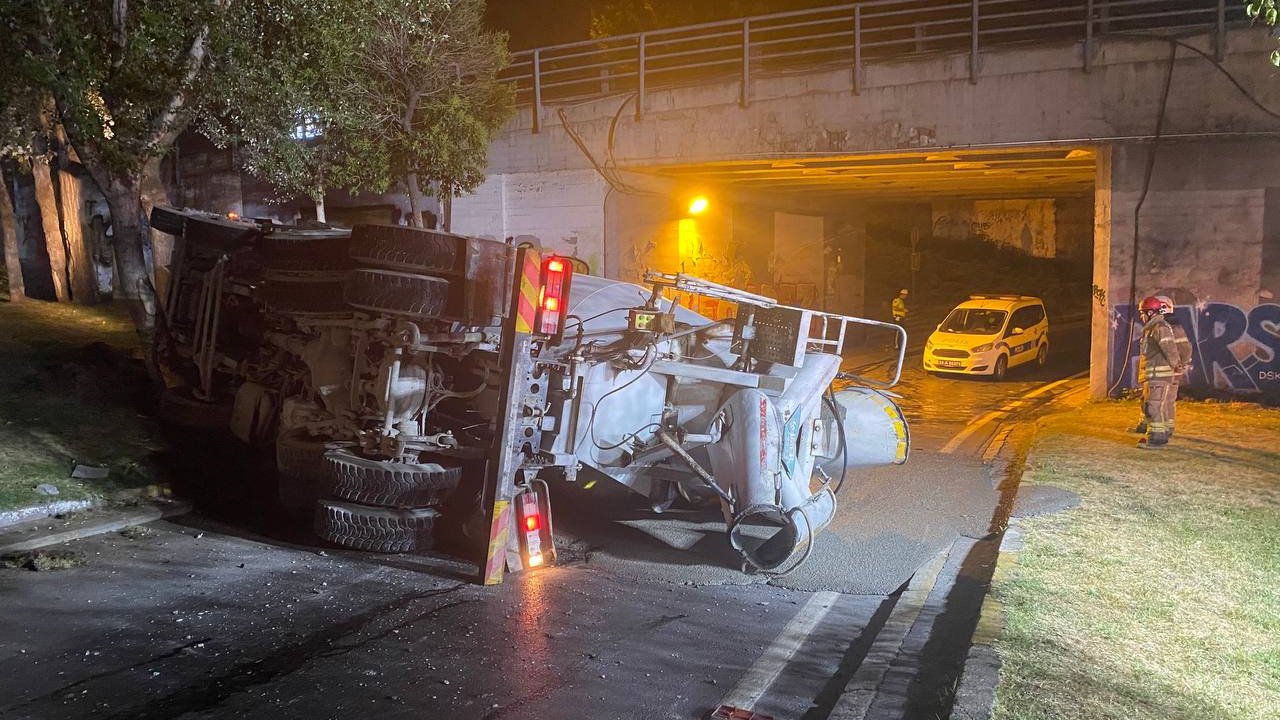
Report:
995,356,1007,379
1037,346,1047,366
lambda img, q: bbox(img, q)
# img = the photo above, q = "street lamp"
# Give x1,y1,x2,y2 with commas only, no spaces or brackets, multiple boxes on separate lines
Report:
687,196,709,216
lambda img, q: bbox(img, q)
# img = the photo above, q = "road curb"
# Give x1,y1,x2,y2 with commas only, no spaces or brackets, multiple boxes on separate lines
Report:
0,483,173,531
0,496,191,555
946,379,1086,720
948,521,1023,720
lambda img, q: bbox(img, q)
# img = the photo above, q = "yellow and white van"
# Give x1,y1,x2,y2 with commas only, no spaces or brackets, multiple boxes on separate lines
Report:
922,295,1048,380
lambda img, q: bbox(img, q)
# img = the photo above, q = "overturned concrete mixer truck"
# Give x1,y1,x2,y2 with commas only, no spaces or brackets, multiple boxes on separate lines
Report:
150,207,909,580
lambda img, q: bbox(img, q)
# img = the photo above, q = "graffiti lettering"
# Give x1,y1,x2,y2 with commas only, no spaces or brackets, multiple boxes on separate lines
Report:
1110,302,1280,395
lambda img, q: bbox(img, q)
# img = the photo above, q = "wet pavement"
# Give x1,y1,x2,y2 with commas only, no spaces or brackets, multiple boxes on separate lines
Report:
0,322,1091,720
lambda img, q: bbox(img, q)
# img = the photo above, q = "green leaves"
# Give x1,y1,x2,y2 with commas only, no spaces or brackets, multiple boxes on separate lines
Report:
1245,1,1280,66
2,1,514,218
224,0,514,212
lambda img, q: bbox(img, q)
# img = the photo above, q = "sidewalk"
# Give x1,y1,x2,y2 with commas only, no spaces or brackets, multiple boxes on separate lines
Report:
952,400,1280,720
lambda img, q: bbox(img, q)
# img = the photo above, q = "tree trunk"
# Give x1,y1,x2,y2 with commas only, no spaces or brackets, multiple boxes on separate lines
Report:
442,189,452,232
100,177,156,345
139,157,173,307
315,196,327,224
0,168,25,303
31,158,70,302
55,167,98,304
405,172,425,229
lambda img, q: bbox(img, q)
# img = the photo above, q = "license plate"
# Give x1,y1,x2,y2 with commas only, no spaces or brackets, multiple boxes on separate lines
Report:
937,360,962,368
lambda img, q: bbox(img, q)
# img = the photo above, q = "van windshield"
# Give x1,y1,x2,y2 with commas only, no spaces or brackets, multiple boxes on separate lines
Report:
940,308,1007,334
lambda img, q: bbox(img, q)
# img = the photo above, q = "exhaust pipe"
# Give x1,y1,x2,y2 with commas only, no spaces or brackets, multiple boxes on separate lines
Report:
707,354,841,572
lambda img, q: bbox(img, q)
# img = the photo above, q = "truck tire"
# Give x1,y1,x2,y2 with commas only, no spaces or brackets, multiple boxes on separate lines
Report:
314,500,439,553
262,229,352,272
276,430,333,512
349,225,459,274
259,278,350,314
149,206,187,235
345,268,448,319
159,388,233,429
326,448,462,508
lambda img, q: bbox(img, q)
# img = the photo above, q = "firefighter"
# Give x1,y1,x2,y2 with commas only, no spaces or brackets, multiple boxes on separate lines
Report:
1136,295,1181,448
1157,295,1193,436
1135,296,1194,435
889,289,909,350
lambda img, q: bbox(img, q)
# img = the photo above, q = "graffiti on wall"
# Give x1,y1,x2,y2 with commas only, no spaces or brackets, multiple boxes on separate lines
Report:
1110,302,1280,395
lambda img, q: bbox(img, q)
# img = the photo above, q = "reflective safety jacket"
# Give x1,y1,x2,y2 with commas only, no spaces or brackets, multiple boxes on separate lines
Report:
1139,315,1179,382
891,297,908,321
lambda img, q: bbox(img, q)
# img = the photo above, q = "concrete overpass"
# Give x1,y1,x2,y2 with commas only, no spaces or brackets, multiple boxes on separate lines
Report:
451,1,1280,399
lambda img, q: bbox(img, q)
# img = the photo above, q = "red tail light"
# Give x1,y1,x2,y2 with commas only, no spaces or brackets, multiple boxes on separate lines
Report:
517,491,545,568
536,255,573,340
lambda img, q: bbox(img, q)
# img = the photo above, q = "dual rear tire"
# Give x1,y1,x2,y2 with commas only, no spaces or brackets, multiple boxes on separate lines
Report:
308,448,463,553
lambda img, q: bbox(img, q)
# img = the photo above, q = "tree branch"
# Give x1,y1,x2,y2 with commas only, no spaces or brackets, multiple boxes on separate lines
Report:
112,0,128,68
145,23,211,152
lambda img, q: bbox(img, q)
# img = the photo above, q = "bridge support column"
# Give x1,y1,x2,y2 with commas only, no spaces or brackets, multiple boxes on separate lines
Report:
1090,145,1112,400
1098,138,1280,400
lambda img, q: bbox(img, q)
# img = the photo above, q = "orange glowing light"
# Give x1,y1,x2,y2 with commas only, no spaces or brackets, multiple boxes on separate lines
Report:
688,196,709,215
547,258,565,273
543,296,559,312
525,515,540,532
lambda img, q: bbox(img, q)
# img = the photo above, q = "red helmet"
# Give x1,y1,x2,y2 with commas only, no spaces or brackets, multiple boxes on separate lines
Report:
1139,296,1169,315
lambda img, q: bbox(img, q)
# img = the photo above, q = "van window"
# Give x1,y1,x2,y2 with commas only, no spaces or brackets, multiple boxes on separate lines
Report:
940,308,1007,334
1009,305,1043,332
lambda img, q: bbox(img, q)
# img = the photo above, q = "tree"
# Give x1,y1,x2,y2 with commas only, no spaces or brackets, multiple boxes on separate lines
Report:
2,0,244,336
200,0,390,224
5,1,352,334
349,0,514,229
1247,0,1280,65
209,0,510,232
0,165,25,303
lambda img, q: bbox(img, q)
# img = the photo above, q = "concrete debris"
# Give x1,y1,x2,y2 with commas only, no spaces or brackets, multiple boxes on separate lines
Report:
34,483,60,496
71,465,110,480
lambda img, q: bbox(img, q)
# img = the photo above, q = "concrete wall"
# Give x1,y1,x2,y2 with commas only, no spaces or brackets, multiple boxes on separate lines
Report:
932,198,1069,258
452,169,608,274
975,199,1056,257
1101,138,1280,400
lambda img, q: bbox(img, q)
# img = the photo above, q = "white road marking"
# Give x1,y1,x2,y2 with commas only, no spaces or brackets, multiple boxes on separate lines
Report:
718,590,840,711
940,371,1088,454
826,545,952,720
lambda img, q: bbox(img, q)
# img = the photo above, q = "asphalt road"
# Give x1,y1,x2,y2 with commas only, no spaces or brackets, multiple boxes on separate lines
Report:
0,322,1092,720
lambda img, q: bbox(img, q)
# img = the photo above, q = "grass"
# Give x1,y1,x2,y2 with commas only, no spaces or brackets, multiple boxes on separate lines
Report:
0,300,167,511
993,400,1280,720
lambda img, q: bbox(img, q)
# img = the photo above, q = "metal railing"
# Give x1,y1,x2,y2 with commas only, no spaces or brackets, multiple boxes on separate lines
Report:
501,0,1244,132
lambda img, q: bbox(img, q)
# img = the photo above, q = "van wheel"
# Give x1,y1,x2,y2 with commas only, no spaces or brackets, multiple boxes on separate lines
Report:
992,355,1008,381
1036,344,1049,368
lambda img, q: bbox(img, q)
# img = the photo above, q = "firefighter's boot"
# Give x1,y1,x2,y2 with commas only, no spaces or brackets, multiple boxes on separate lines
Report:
1138,431,1169,449
1132,420,1148,434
